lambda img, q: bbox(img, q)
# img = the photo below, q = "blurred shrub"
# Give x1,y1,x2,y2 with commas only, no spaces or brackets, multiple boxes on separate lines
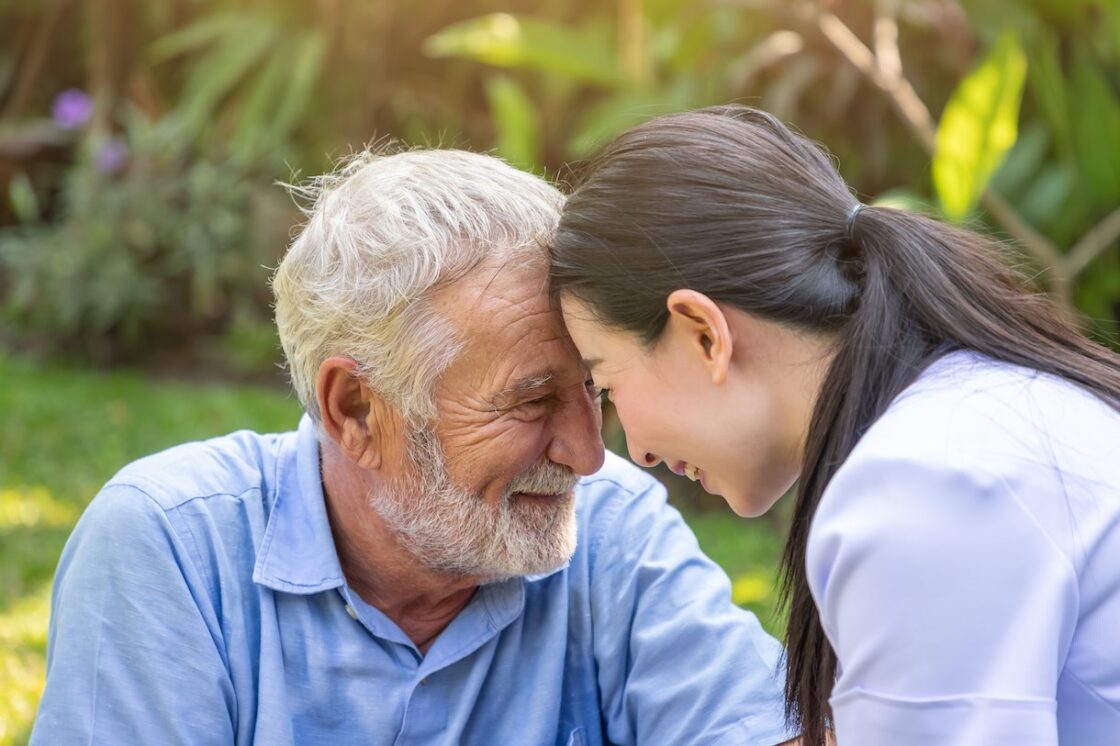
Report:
428,0,1119,343
0,111,280,362
0,0,1116,365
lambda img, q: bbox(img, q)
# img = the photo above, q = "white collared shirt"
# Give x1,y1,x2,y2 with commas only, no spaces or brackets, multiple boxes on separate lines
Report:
809,350,1120,744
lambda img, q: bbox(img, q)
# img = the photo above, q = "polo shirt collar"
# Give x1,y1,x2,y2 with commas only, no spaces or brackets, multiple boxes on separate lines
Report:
253,414,346,593
252,414,572,594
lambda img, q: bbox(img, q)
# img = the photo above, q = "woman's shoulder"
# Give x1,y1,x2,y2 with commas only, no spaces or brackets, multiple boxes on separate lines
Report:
855,350,1120,477
817,349,1120,573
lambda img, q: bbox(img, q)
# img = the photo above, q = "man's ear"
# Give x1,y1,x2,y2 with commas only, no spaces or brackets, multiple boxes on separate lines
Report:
665,289,734,385
316,356,393,470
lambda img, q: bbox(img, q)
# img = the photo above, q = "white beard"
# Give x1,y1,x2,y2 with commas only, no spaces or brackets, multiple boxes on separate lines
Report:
368,424,579,581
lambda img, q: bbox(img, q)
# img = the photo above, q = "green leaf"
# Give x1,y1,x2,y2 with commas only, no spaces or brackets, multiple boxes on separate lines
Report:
176,19,277,129
1017,163,1076,231
147,12,245,61
933,31,1027,221
1067,49,1120,212
568,80,697,158
232,45,295,152
424,13,622,87
1027,30,1071,157
268,32,326,143
989,123,1049,198
8,172,40,223
484,75,540,171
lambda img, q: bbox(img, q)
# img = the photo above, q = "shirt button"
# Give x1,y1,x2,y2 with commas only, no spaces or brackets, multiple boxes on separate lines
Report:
344,604,358,620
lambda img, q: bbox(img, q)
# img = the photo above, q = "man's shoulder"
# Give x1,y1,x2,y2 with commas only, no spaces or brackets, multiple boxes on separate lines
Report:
577,450,662,498
574,451,669,530
105,426,295,513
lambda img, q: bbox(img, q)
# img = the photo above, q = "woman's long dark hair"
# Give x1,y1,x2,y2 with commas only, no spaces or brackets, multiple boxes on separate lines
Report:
549,104,1120,746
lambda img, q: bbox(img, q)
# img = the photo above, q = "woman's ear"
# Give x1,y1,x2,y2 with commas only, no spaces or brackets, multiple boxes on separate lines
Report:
665,289,734,385
316,356,394,470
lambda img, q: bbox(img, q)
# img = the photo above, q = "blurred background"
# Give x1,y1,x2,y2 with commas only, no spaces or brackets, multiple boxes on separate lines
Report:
1,0,1118,741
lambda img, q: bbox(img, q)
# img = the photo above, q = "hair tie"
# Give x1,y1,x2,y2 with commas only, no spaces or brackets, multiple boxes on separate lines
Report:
845,203,866,243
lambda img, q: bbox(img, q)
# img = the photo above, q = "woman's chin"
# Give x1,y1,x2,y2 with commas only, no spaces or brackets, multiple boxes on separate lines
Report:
723,482,792,518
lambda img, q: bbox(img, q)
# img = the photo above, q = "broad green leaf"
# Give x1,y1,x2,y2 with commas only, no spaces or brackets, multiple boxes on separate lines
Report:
933,31,1027,221
1017,163,1076,231
424,13,622,87
1027,31,1071,157
233,45,295,151
989,124,1049,198
568,79,697,158
484,75,540,171
177,20,277,128
1068,49,1120,212
147,12,245,61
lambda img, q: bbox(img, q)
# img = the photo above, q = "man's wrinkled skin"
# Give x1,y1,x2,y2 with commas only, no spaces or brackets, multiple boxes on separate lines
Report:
315,256,604,652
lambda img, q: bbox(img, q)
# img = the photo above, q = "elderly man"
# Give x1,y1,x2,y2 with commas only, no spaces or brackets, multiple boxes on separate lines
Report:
32,149,797,745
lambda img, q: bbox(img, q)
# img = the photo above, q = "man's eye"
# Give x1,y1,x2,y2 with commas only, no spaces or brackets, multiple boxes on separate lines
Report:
585,379,610,403
520,396,550,409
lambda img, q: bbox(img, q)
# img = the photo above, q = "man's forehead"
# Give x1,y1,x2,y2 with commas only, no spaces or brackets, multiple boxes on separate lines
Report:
432,257,552,322
429,258,585,394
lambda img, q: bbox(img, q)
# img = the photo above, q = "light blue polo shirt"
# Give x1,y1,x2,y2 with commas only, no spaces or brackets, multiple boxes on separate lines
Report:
33,415,794,745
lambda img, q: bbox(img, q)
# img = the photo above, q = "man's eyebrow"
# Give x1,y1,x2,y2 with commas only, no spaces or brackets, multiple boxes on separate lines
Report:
582,357,602,371
491,372,556,408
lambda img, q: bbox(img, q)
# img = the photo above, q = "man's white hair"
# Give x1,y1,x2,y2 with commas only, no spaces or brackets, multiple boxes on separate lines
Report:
272,147,564,424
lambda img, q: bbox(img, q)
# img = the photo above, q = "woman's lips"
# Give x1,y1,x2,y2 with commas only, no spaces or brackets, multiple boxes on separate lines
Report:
670,461,701,482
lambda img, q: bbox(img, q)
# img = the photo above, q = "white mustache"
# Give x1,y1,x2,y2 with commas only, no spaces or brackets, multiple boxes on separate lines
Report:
507,462,579,496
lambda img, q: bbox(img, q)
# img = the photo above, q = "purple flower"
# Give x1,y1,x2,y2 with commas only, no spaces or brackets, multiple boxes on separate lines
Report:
52,89,93,129
95,138,130,174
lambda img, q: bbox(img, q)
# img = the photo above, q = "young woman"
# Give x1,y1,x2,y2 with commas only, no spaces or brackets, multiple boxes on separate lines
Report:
549,104,1120,745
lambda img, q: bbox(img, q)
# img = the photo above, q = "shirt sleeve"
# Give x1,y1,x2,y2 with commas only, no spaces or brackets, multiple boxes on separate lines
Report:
808,452,1078,745
587,475,796,746
31,484,236,745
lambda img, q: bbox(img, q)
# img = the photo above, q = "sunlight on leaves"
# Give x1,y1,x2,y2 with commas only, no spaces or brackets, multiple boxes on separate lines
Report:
0,488,79,530
731,570,775,606
0,586,50,745
424,13,622,87
933,30,1027,221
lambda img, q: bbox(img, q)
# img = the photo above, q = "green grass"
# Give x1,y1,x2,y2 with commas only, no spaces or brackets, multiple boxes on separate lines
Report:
0,353,784,744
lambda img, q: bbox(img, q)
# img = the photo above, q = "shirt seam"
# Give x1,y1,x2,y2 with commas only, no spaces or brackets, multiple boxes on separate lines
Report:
830,688,1056,709
115,484,253,679
955,452,1082,599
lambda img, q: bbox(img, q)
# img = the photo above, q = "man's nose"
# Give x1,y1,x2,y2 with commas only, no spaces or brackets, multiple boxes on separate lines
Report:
546,389,606,476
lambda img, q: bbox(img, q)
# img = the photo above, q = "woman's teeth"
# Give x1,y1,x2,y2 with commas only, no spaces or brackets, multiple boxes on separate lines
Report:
684,464,699,482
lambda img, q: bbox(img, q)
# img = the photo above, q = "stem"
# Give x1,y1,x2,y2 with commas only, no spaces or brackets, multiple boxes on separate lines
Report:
799,0,1072,298
1067,206,1120,278
1,0,71,121
618,0,649,84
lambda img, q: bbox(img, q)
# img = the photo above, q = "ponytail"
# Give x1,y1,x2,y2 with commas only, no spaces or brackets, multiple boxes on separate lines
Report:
548,104,1120,746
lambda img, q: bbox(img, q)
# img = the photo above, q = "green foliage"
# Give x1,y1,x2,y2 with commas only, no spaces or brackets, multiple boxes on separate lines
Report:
0,352,302,745
148,10,327,161
1,0,1118,355
0,113,279,361
934,31,1027,221
424,13,622,86
484,75,541,171
0,353,781,742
